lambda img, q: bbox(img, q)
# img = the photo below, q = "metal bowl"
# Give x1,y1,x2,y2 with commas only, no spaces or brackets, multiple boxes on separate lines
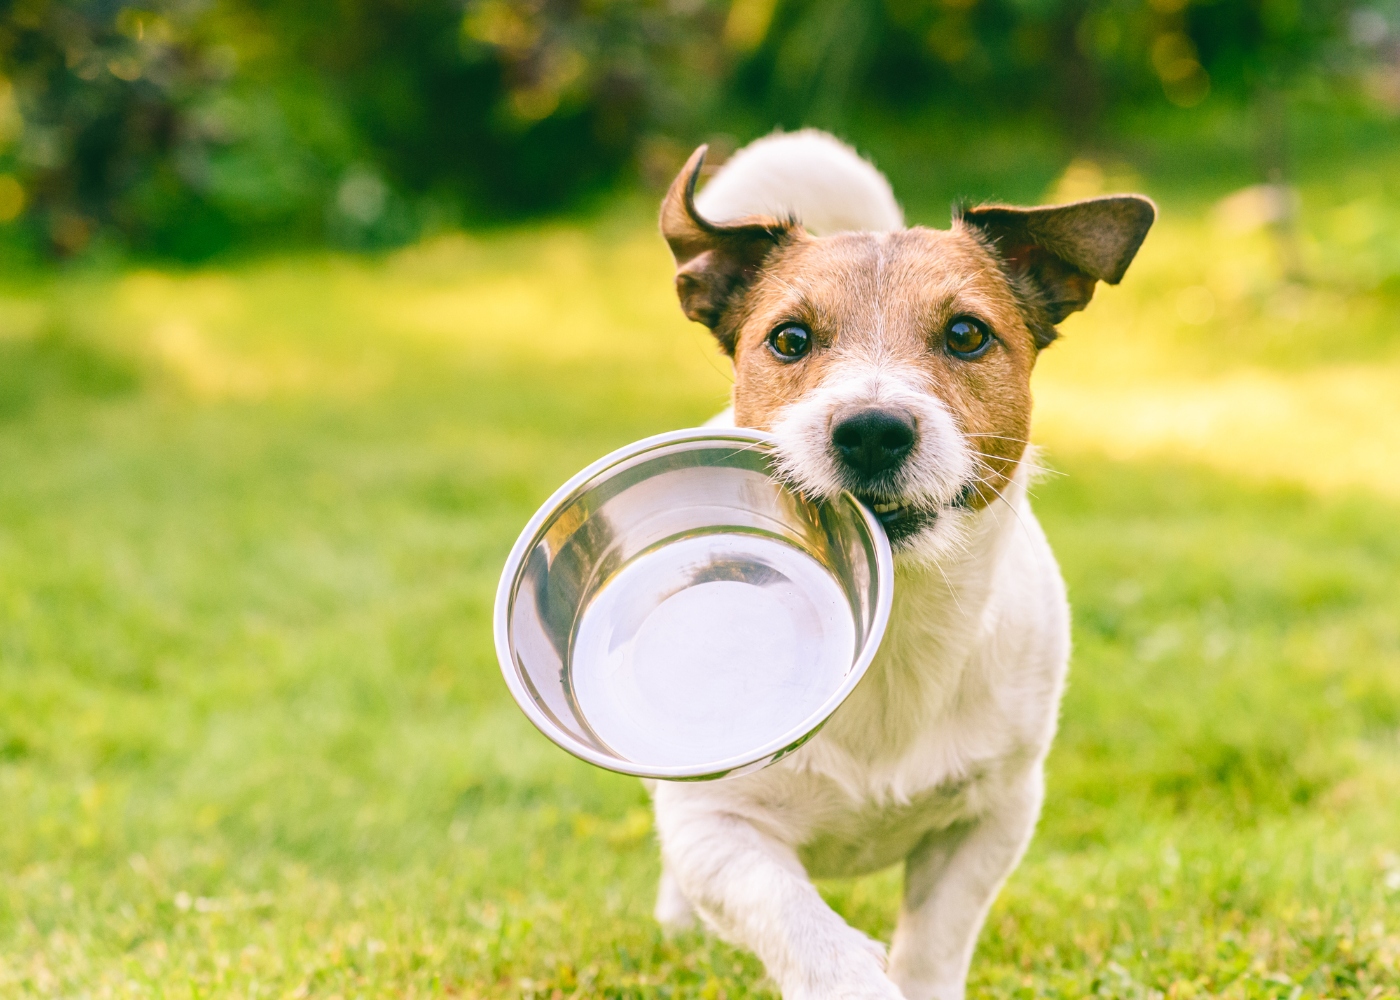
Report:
494,428,893,781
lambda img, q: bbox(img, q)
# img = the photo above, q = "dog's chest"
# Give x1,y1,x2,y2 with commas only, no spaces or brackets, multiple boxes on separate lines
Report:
765,583,1052,878
794,773,980,878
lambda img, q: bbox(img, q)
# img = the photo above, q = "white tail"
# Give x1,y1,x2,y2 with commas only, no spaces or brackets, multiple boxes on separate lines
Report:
694,129,904,236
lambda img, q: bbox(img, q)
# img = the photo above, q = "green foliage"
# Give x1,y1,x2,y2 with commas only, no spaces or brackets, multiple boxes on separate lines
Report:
0,1,367,257
0,0,726,258
0,0,1393,258
0,321,138,417
734,0,1373,133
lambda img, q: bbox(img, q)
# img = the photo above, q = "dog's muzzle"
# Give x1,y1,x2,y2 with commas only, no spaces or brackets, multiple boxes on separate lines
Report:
828,405,940,543
831,407,916,480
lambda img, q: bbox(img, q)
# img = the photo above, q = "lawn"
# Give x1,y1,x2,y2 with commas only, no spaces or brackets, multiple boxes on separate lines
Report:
0,142,1398,998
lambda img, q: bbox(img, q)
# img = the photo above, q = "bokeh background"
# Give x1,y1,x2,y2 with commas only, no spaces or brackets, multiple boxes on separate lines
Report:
1,2,1399,997
0,0,1396,256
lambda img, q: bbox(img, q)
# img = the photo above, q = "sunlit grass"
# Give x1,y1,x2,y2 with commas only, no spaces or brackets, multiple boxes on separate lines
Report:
1035,182,1400,497
0,173,1397,997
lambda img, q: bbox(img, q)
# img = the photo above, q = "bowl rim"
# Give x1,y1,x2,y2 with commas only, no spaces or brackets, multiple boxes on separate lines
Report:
493,426,895,780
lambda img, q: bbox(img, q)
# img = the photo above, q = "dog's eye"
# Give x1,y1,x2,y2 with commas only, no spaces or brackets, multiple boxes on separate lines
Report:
946,317,992,359
767,324,812,360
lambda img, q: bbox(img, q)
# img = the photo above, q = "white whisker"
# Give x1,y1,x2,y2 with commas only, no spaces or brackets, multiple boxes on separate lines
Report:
964,463,1037,546
969,449,1066,477
965,433,1033,445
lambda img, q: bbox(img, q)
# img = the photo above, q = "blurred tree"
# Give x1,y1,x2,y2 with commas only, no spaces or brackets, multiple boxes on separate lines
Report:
731,0,1376,137
255,0,727,217
0,0,725,257
0,0,1391,259
0,1,218,256
0,1,365,257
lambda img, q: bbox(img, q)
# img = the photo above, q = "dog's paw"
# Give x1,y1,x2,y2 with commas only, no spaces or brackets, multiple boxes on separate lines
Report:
783,929,904,1000
825,982,906,1000
887,945,964,1000
887,979,962,1000
788,974,905,1000
653,869,698,934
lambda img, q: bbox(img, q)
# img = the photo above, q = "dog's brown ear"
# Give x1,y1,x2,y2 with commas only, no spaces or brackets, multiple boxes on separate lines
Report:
959,195,1155,348
660,145,793,354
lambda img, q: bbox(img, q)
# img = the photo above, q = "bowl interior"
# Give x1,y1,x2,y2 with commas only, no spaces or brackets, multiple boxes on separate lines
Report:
498,431,889,778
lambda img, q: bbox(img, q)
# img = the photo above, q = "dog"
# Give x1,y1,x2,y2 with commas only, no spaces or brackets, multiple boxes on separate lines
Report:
647,130,1154,1000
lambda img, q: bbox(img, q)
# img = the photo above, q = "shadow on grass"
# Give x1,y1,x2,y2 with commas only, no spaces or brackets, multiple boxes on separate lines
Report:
0,325,140,419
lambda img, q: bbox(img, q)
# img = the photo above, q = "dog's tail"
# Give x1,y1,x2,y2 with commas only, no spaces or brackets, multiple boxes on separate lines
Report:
693,129,903,236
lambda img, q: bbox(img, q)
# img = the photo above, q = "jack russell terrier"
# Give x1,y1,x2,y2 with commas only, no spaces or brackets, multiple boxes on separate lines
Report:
646,130,1154,1000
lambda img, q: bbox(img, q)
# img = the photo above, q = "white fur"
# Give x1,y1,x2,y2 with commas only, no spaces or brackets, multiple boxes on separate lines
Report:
649,134,1072,1000
768,351,976,567
695,130,904,236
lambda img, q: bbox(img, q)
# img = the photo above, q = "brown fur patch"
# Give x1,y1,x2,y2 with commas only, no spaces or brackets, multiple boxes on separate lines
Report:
959,196,1156,346
659,146,794,351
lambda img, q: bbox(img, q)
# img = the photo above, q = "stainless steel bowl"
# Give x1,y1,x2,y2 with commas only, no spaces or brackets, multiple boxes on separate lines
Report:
494,428,893,781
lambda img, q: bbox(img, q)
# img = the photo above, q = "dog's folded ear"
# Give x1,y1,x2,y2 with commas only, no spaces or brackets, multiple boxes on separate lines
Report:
660,145,793,353
959,195,1156,348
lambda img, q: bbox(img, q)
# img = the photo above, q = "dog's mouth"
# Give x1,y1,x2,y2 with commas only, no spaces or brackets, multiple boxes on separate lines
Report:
854,495,937,545
772,465,977,548
854,484,977,546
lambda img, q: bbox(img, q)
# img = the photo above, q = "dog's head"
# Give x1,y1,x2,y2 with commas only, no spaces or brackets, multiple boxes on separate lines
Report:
661,146,1154,561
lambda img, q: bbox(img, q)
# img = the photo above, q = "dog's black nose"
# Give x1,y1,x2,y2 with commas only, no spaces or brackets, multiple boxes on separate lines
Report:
831,408,916,478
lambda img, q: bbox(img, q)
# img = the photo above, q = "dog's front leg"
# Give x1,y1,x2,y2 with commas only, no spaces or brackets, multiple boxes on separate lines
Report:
887,769,1045,1000
654,790,904,1000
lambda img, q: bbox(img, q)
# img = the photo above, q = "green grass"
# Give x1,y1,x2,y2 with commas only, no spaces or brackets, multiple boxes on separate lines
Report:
1,160,1399,998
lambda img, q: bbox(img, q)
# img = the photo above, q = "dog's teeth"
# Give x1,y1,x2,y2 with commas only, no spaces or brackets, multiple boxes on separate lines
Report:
873,501,901,514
